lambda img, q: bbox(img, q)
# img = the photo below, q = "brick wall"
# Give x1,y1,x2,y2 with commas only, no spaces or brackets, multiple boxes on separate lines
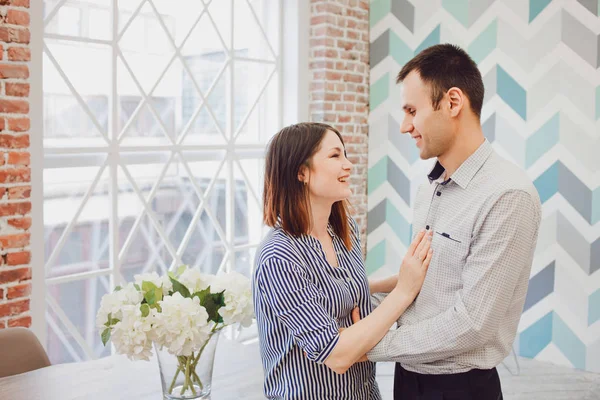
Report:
308,0,369,253
0,0,32,329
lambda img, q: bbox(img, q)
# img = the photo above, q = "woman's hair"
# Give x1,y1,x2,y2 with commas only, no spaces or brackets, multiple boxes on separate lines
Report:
263,122,352,250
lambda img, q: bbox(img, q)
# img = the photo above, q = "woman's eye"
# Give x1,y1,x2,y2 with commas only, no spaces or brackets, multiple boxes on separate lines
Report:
410,110,416,116
331,154,339,158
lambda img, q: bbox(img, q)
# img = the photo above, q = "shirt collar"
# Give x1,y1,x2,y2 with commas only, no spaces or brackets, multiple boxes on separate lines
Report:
427,139,493,189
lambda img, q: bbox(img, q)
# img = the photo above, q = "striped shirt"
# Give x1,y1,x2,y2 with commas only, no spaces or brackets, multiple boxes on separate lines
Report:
368,140,542,374
253,218,381,399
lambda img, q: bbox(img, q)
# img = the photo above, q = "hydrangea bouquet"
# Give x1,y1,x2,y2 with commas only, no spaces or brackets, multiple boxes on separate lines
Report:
96,266,253,399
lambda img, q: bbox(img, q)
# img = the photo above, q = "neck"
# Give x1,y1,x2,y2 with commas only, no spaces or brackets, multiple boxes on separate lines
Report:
438,120,485,179
308,196,333,239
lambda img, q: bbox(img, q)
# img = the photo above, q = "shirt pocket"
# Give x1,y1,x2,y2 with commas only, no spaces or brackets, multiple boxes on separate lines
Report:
431,230,470,290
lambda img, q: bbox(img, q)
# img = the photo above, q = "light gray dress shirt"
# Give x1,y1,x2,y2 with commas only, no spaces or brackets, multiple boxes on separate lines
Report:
367,139,542,374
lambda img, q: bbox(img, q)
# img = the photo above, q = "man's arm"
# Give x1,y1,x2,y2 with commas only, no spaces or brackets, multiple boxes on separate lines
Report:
368,190,541,364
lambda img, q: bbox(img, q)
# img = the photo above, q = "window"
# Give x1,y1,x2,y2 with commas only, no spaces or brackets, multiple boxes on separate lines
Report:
39,0,284,363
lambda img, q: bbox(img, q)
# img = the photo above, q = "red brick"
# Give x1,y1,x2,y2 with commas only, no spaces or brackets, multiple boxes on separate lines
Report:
5,82,29,97
6,117,29,132
6,283,31,299
0,268,30,285
0,187,5,198
7,47,30,62
7,216,31,229
0,287,3,299
0,27,30,44
0,233,30,249
0,0,30,6
6,10,30,27
0,64,29,79
0,299,29,317
7,186,30,200
0,99,29,114
7,151,28,165
0,134,29,148
6,251,30,266
8,315,31,328
0,202,30,216
0,167,30,183
0,320,5,329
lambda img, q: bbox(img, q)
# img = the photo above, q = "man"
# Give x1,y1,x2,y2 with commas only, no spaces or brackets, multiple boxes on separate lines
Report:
367,44,542,399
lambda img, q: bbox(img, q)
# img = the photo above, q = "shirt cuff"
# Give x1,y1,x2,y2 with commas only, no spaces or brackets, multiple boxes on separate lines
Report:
314,333,340,364
367,333,391,362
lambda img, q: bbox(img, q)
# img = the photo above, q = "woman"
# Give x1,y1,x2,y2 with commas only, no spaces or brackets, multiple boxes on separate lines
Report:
252,122,433,399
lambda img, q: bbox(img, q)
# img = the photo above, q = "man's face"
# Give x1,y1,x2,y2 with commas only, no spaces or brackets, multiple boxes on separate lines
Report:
399,71,454,160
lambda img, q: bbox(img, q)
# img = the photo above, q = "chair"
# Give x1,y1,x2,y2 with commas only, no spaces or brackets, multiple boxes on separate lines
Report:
0,327,51,378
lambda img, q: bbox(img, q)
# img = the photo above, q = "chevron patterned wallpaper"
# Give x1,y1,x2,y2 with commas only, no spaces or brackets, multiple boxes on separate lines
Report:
366,0,600,372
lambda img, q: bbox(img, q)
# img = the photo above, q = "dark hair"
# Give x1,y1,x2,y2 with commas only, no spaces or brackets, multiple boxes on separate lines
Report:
397,44,484,118
263,122,352,250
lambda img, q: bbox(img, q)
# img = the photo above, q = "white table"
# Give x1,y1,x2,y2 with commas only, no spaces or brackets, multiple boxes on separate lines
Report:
0,336,265,399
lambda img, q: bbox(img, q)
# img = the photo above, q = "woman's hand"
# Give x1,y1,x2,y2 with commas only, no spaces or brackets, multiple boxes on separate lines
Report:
395,229,433,299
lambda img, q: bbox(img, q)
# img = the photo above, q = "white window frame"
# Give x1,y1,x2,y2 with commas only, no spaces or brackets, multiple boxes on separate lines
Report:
29,0,309,350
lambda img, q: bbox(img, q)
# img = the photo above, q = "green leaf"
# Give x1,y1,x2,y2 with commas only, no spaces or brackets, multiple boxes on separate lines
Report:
145,288,156,305
142,281,158,293
114,286,122,292
140,303,150,317
169,276,191,298
192,287,211,302
197,288,225,323
101,328,111,346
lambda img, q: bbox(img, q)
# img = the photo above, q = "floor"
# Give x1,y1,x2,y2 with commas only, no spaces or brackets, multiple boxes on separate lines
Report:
374,357,600,400
217,337,600,399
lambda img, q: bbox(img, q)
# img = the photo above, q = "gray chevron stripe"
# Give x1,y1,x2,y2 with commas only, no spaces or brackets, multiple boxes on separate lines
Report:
557,212,592,275
524,261,555,312
367,199,387,234
561,10,600,68
559,162,593,224
482,113,496,143
577,0,598,16
387,157,411,205
370,30,390,69
391,0,415,32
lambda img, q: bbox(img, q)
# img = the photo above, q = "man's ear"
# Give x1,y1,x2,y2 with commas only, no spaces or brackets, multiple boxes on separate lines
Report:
447,87,464,117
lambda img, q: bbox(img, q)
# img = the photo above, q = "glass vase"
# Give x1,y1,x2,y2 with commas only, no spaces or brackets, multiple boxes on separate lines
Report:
155,332,220,399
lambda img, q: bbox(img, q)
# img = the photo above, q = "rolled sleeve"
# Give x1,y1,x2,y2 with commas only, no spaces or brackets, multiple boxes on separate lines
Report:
257,257,340,363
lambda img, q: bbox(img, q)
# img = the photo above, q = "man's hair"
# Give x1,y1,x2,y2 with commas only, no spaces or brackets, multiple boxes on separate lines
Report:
397,44,484,118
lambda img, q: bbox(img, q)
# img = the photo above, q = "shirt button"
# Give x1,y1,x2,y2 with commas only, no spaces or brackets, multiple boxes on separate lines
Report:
426,225,430,230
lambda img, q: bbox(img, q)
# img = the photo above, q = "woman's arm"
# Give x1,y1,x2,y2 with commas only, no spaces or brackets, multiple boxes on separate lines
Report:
323,229,433,374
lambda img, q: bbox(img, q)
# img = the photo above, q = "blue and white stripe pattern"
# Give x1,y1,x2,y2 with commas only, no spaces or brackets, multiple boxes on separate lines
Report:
253,218,381,399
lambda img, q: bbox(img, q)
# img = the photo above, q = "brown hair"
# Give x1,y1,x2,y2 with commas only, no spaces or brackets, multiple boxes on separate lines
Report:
263,122,352,250
397,44,484,118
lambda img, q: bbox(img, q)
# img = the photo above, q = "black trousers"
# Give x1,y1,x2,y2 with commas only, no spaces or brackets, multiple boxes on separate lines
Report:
393,364,503,400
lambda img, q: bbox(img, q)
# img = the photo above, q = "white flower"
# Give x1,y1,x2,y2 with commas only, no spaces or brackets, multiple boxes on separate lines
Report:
152,293,212,356
178,267,213,294
134,271,173,293
210,271,254,327
96,283,143,330
111,305,154,361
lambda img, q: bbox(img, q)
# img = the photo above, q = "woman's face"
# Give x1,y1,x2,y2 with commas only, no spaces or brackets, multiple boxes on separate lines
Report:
302,130,353,203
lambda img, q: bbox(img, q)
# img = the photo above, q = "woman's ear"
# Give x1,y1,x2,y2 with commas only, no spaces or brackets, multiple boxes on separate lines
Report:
298,165,309,185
